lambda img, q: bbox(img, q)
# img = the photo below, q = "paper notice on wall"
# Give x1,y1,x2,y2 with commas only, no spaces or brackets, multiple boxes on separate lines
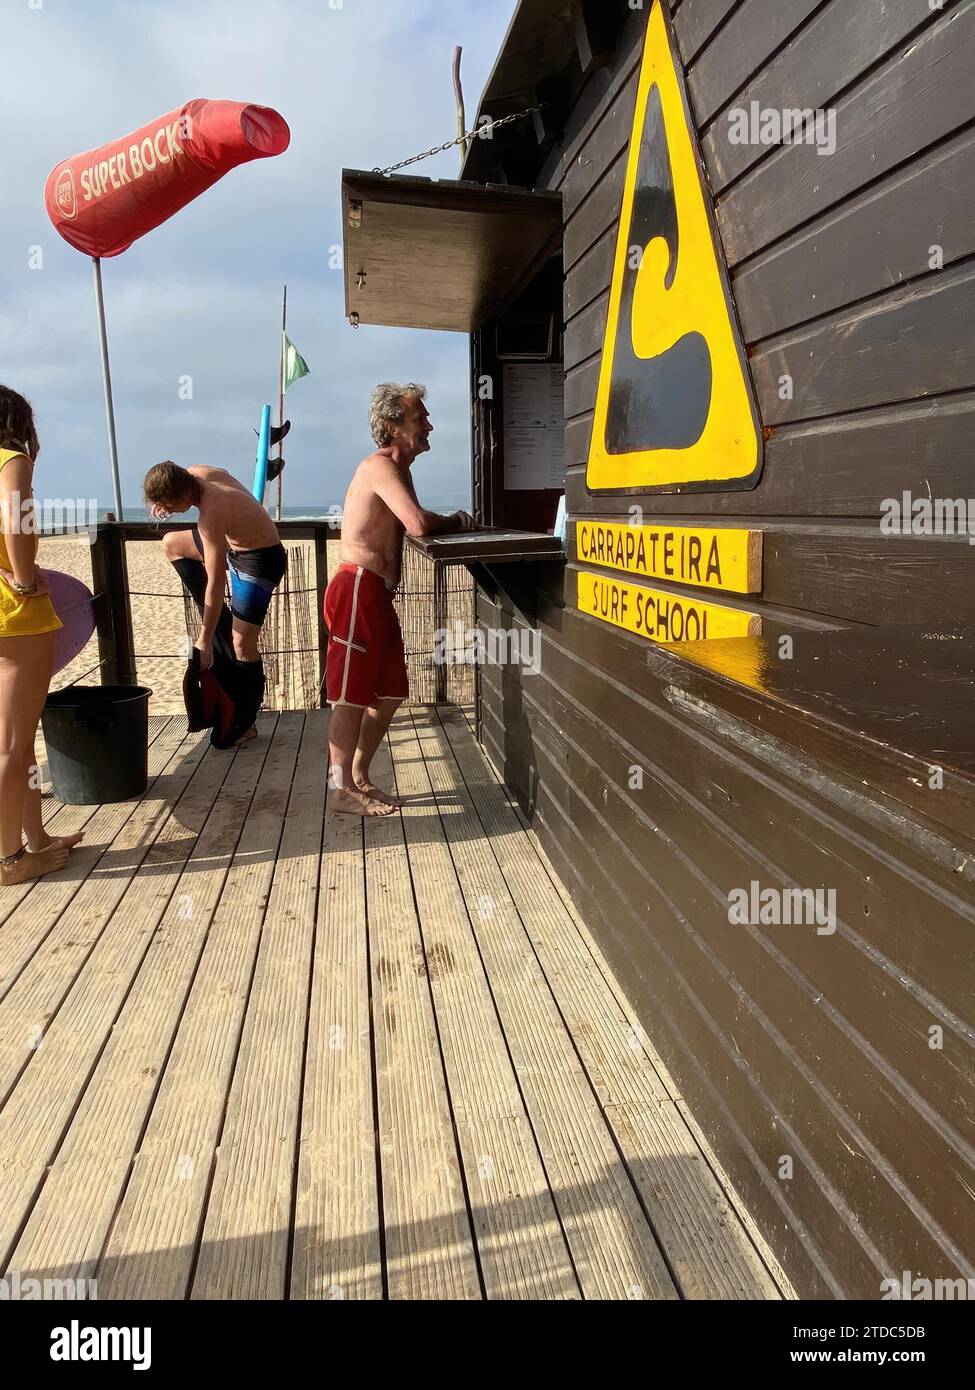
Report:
503,364,565,490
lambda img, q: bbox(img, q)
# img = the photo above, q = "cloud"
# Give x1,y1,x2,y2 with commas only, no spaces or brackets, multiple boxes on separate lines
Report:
0,0,515,512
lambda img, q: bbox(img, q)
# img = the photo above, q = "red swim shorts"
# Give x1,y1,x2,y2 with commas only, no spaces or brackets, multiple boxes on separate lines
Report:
324,563,409,708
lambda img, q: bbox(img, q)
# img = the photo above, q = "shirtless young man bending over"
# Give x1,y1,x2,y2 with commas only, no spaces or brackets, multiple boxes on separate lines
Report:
324,383,474,816
144,463,288,735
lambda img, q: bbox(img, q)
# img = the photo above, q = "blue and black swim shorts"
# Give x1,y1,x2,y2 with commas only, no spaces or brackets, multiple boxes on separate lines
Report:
192,527,288,626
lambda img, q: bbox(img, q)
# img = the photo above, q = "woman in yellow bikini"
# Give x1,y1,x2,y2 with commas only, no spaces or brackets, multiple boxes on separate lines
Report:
0,386,83,885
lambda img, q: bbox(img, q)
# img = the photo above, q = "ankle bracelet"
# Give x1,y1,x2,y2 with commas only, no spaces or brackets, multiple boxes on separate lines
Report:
1,845,27,868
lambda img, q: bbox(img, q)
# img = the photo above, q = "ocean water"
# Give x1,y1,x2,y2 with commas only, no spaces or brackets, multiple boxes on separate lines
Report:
104,504,344,524
105,499,471,524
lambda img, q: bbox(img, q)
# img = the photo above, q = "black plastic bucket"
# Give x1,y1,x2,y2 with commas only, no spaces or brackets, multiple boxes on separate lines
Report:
42,685,153,805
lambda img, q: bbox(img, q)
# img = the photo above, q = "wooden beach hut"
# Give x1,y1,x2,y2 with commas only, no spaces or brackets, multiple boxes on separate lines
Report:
340,0,975,1298
2,0,971,1307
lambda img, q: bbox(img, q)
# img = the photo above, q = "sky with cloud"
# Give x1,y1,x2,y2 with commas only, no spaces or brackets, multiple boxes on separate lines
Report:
0,0,516,513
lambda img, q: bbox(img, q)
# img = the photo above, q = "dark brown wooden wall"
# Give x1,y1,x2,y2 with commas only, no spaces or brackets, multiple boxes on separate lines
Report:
476,575,975,1299
560,0,975,634
473,0,975,1297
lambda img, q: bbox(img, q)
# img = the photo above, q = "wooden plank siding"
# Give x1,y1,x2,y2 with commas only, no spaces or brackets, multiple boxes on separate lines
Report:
549,0,975,568
470,0,975,1296
714,4,975,267
551,0,975,540
698,0,960,191
475,591,975,1298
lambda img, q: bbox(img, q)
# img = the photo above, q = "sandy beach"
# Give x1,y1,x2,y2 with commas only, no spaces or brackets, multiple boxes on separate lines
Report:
39,536,342,714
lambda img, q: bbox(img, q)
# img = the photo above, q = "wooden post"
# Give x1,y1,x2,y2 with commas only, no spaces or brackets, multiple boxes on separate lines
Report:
433,559,448,705
89,523,136,686
452,47,468,169
314,524,329,708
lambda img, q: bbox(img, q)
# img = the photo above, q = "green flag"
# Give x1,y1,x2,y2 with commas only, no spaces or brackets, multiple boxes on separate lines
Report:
284,335,310,387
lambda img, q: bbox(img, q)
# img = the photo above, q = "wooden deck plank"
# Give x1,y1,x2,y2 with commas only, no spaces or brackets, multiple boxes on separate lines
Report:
191,712,327,1299
7,717,281,1283
387,713,578,1300
481,779,795,1299
0,693,786,1301
413,708,679,1300
0,718,189,999
0,716,176,933
98,715,305,1300
0,726,213,1108
0,728,240,1271
438,706,781,1299
291,786,382,1300
365,735,480,1301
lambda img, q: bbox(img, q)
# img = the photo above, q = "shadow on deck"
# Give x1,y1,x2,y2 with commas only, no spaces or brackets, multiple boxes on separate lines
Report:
0,706,788,1300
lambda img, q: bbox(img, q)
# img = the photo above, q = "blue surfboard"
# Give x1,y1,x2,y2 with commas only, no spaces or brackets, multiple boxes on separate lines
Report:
252,403,272,504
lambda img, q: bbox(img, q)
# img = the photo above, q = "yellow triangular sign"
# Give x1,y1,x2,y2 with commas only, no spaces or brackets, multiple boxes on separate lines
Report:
586,1,762,492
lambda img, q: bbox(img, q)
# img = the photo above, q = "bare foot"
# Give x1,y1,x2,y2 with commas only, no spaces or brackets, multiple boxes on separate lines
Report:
27,830,85,854
330,786,396,817
0,844,71,886
235,726,258,747
354,779,402,808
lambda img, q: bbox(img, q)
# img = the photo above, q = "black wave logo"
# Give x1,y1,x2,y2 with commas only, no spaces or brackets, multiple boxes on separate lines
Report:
605,84,712,455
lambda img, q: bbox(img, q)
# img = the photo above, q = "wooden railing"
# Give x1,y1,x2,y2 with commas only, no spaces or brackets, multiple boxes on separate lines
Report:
77,520,474,707
86,520,334,700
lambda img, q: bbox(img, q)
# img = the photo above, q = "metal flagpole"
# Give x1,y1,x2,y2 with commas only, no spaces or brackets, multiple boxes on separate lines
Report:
92,256,124,522
270,285,286,704
276,284,287,522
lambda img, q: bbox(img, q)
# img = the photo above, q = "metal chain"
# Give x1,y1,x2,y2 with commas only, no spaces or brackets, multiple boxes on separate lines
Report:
374,104,544,177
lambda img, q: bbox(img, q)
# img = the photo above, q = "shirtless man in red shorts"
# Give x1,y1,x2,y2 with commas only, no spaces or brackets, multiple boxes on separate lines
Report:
325,383,474,816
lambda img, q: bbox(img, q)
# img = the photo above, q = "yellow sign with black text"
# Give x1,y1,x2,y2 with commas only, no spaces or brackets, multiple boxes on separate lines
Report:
586,1,762,492
576,521,762,593
577,571,761,645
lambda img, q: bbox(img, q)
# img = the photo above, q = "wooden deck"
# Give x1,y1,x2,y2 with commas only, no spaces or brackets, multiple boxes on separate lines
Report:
0,706,788,1300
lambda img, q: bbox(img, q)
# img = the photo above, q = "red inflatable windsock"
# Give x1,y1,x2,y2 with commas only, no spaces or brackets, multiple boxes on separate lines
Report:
45,99,290,258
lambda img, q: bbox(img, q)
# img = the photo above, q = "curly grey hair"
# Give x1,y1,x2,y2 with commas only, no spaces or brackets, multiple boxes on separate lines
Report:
369,382,427,447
